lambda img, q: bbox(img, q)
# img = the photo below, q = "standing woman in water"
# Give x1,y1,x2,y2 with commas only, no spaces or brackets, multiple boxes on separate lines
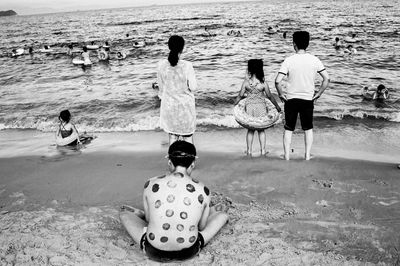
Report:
157,35,197,145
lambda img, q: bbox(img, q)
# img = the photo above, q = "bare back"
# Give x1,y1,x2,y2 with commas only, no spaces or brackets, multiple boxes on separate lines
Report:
143,172,210,251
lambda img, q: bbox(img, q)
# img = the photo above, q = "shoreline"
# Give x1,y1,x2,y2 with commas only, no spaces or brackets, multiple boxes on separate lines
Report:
1,130,399,264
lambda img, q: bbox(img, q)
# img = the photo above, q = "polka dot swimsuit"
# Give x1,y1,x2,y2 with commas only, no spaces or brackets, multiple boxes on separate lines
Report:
144,172,210,249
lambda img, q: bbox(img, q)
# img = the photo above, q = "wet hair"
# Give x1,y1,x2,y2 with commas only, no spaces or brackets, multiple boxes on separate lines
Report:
126,33,129,37
83,46,88,52
105,41,109,46
168,35,185,67
68,44,73,49
293,31,310,50
29,47,33,54
105,47,109,52
168,140,196,168
377,84,386,92
283,31,287,38
248,59,265,83
335,37,339,42
59,110,71,123
91,41,95,45
352,33,356,38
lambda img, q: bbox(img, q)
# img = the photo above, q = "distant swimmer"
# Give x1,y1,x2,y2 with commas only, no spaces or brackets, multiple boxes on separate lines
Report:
87,41,99,50
227,30,242,37
333,37,342,49
103,41,110,48
152,82,159,90
133,41,145,48
362,84,389,100
344,33,359,43
81,46,92,65
204,26,216,37
116,51,127,60
283,31,287,39
344,44,357,55
267,26,277,34
11,48,24,57
98,47,109,61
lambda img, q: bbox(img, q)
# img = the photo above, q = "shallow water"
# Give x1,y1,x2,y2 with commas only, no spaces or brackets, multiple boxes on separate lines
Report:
0,0,399,133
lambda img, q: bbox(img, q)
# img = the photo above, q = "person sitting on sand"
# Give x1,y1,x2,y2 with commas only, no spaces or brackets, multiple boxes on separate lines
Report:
120,140,229,262
362,84,389,100
56,110,81,146
275,31,330,160
234,59,281,157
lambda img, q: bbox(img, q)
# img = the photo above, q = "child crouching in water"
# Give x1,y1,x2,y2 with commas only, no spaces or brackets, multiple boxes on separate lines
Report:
56,109,81,146
234,59,281,156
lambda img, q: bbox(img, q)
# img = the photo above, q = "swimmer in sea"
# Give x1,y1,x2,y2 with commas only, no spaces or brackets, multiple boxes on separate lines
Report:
81,46,92,65
116,51,126,60
98,47,109,61
344,44,357,55
120,141,229,262
333,37,342,49
362,84,389,100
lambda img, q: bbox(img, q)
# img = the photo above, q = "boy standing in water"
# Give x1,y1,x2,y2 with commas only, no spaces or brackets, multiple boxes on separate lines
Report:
120,141,229,262
275,31,330,160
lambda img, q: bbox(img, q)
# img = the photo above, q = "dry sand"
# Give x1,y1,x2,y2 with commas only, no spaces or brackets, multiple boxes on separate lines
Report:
0,130,399,265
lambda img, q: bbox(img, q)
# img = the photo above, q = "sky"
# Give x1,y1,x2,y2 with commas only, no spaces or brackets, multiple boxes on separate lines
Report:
0,0,248,15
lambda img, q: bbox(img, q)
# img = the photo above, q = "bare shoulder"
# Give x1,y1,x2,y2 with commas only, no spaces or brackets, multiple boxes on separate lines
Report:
143,174,168,193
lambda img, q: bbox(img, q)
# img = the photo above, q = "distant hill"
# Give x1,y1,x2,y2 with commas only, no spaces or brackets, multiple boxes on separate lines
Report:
0,10,17,17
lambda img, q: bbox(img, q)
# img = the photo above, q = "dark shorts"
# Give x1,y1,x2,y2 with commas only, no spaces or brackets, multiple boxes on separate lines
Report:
284,99,314,131
140,233,205,262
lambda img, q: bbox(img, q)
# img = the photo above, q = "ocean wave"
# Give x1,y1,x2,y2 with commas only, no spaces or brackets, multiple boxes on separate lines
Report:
1,110,399,133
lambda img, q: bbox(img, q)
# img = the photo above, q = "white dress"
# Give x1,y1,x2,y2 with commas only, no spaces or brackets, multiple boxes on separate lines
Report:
157,59,197,135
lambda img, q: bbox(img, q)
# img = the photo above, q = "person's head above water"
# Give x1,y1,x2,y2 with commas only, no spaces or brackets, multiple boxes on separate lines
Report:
248,59,264,83
68,44,73,49
59,110,71,123
83,46,88,52
377,84,386,93
168,35,185,67
167,140,196,169
352,33,356,38
293,31,310,50
335,37,339,42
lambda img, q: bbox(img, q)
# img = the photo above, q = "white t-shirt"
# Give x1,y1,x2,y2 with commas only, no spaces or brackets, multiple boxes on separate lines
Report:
278,53,325,100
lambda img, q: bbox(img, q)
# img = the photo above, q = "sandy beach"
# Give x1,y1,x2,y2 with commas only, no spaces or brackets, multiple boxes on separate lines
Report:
0,130,399,265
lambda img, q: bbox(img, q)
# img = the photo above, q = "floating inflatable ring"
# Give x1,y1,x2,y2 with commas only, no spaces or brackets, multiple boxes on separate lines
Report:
55,131,78,146
98,51,107,60
234,98,281,130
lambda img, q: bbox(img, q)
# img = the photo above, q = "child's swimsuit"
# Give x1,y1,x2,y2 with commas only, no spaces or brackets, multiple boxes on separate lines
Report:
245,79,267,117
60,124,77,146
140,232,205,262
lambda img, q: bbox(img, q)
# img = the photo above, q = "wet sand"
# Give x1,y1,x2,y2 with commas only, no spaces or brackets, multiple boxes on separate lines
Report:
0,131,399,265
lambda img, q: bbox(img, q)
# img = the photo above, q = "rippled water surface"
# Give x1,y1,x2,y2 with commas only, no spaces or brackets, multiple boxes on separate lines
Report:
0,0,399,132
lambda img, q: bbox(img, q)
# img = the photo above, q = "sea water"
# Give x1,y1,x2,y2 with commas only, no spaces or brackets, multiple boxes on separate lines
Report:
0,0,399,157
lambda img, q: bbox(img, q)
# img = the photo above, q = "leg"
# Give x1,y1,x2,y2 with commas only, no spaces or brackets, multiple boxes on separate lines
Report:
258,130,266,156
168,134,179,146
200,206,229,245
299,100,314,160
283,130,292,160
304,129,313,160
119,209,147,244
246,130,255,156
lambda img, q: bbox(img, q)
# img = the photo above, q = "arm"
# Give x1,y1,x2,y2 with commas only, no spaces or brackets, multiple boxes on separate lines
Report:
233,80,247,105
264,83,281,112
312,70,330,101
71,124,81,144
156,63,163,99
274,73,287,102
198,196,211,231
187,62,198,92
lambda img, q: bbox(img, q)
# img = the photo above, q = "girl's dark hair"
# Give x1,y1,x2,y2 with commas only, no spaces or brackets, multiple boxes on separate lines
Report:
248,59,265,83
59,110,71,123
168,35,185,67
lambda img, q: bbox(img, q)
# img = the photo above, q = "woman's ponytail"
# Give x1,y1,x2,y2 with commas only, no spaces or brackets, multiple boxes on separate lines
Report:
168,35,185,67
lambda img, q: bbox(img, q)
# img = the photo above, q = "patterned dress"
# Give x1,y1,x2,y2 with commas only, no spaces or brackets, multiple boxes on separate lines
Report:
245,79,267,117
157,59,197,135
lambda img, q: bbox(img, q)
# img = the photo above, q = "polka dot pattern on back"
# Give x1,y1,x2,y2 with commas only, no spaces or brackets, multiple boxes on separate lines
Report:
160,236,168,243
152,183,159,192
162,223,170,230
204,186,210,196
173,172,184,178
177,237,185,243
186,184,195,193
155,200,162,208
167,194,175,203
166,209,174,217
198,194,204,204
189,225,196,231
189,236,196,243
177,224,184,231
148,233,155,240
167,180,177,188
183,197,191,206
192,178,199,183
180,212,188,219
